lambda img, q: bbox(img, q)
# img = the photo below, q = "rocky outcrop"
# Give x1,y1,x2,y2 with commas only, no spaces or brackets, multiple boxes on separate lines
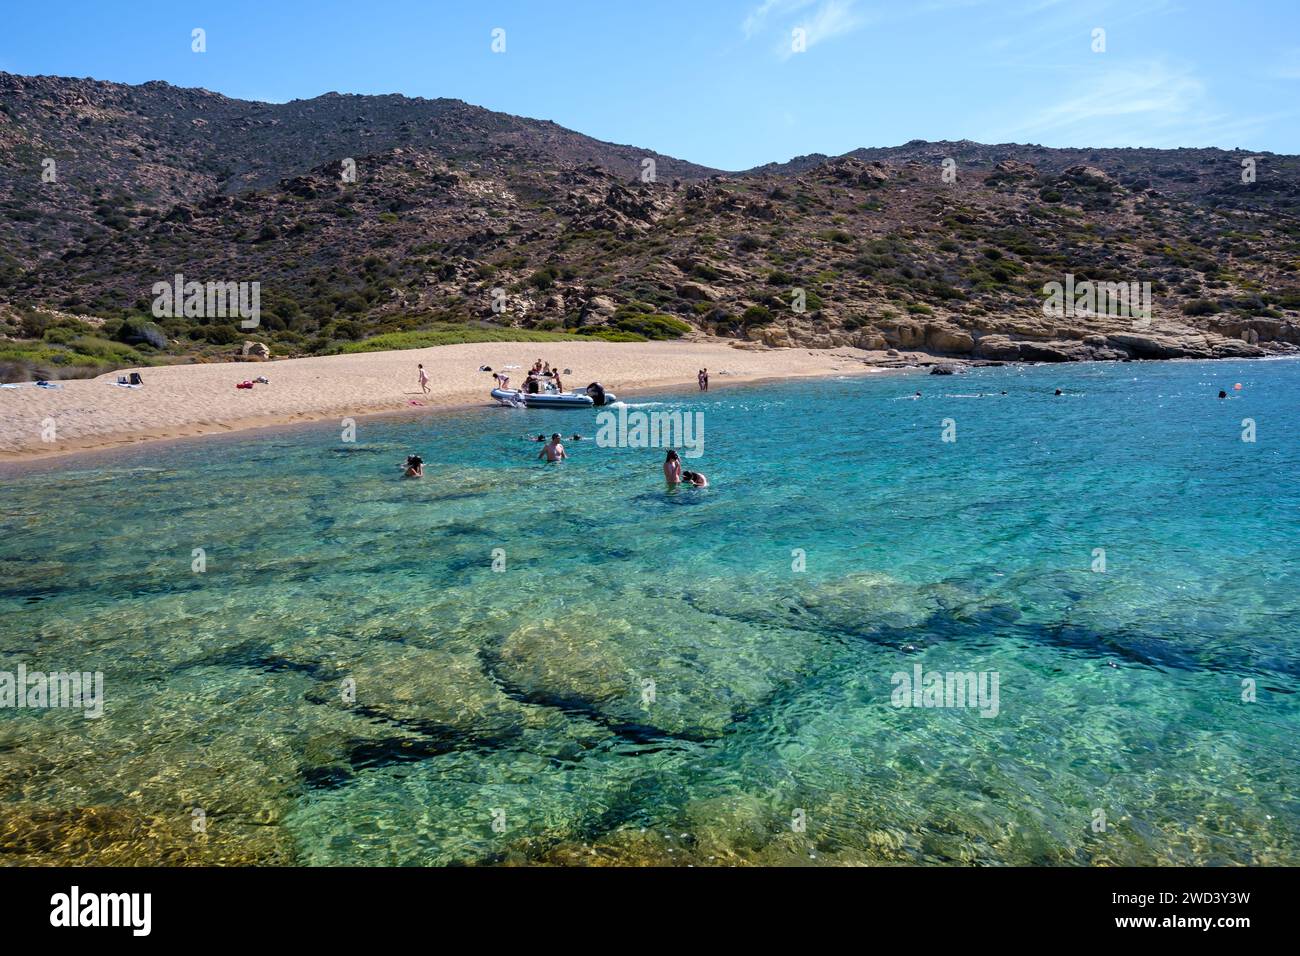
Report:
1018,340,1090,363
925,324,975,354
581,295,617,319
676,282,721,302
882,321,927,349
972,335,1023,361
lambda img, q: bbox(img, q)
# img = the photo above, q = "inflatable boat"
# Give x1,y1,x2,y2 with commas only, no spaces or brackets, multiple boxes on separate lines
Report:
491,382,616,408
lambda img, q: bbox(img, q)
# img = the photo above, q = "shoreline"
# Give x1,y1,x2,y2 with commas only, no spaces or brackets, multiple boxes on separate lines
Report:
0,340,893,466
4,342,1287,469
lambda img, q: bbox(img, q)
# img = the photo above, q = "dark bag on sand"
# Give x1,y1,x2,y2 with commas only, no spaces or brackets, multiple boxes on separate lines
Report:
128,372,144,386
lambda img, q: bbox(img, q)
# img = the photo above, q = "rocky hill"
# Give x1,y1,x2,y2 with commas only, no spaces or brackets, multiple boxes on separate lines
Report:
2,71,1299,377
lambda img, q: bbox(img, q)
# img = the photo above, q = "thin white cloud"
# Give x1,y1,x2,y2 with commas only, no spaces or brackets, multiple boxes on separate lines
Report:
789,0,867,55
741,0,816,39
742,0,868,58
994,60,1287,149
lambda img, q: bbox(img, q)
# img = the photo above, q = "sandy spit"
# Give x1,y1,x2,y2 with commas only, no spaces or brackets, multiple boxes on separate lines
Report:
0,340,887,462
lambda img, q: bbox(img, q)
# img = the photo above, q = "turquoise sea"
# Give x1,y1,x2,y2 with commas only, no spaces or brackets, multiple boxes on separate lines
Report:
1,358,1297,865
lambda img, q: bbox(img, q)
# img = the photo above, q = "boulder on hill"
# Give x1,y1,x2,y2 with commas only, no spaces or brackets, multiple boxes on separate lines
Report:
1063,164,1113,182
116,318,168,350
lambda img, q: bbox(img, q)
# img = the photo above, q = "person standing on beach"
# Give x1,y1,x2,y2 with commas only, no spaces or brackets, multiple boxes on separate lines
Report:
539,433,566,462
418,363,430,395
664,449,683,485
701,368,709,391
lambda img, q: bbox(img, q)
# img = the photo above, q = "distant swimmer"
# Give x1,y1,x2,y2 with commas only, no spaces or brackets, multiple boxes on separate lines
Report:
1218,390,1228,399
1054,389,1063,396
538,433,566,462
570,434,584,441
403,454,424,478
526,433,547,441
681,470,709,487
664,449,683,485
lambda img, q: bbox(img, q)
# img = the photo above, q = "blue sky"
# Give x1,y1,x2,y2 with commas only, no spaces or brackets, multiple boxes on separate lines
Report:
2,0,1296,170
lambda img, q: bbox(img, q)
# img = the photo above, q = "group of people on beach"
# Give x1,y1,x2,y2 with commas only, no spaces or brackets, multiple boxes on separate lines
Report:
697,368,709,391
522,359,563,394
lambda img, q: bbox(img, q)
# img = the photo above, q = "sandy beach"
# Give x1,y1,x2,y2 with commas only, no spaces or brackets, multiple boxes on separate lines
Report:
0,340,886,461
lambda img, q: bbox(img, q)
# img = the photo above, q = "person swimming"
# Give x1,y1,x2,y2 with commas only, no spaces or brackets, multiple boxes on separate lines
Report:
403,455,424,478
570,434,583,441
526,433,547,441
681,470,709,487
1054,389,1063,396
538,433,566,462
663,449,683,485
1218,390,1228,399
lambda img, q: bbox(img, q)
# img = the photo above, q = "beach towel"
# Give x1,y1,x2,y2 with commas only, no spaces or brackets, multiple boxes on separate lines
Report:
236,381,254,389
113,383,142,388
0,383,21,389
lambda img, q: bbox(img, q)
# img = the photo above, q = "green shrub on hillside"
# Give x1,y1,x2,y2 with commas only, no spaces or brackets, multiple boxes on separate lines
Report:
333,325,580,353
611,313,691,340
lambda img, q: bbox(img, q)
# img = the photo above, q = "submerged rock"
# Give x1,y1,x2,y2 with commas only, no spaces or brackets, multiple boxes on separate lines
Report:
490,614,738,739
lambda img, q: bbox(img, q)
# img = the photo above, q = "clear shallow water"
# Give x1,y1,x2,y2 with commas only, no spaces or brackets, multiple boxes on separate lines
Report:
1,358,1297,866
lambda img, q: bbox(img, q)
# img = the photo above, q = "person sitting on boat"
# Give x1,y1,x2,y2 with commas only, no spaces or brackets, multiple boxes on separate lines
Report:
681,470,708,487
538,434,566,462
663,449,683,485
403,455,424,478
524,375,540,394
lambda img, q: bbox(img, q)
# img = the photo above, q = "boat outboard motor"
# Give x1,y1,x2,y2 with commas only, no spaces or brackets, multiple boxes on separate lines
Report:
586,382,608,406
